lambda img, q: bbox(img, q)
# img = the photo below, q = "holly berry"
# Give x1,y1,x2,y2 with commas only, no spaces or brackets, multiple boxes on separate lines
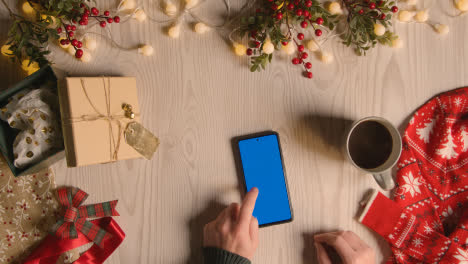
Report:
84,9,90,15
287,3,294,10
369,2,376,9
68,31,74,38
104,10,110,16
91,7,99,15
391,6,398,13
75,49,83,58
298,44,304,52
71,25,76,31
380,13,386,19
60,39,67,45
114,16,120,23
306,71,313,79
301,21,308,28
246,48,253,56
100,21,106,27
292,58,300,65
82,14,89,20
80,3,85,8
305,62,312,69
303,10,310,17
79,20,87,25
296,9,303,16
315,29,322,36
107,17,113,23
377,0,383,6
254,41,261,48
316,17,324,25
250,30,257,38
76,41,83,48
282,41,289,46
57,28,62,33
271,3,277,9
65,25,72,31
71,39,78,46
358,9,364,15
276,12,283,20
301,52,308,59
305,0,313,7
297,33,304,40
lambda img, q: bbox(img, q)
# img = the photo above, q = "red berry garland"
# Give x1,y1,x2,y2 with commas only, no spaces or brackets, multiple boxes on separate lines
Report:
238,0,339,79
53,4,120,59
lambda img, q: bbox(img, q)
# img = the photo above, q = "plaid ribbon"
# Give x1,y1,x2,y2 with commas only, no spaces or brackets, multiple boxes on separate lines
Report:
51,187,119,248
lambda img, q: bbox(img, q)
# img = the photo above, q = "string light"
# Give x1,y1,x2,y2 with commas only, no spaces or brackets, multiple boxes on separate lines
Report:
138,45,154,56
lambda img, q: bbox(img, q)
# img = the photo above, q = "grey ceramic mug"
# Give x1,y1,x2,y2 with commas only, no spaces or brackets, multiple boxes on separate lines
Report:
345,117,402,190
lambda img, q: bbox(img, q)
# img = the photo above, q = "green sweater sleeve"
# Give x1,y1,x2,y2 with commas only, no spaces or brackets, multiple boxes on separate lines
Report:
203,247,251,264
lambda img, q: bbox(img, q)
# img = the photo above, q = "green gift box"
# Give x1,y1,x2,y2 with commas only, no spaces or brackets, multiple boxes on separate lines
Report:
0,66,65,176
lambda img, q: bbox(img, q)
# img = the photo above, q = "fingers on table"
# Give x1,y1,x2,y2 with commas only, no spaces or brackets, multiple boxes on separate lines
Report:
341,231,370,251
314,232,356,262
238,187,259,229
315,242,332,264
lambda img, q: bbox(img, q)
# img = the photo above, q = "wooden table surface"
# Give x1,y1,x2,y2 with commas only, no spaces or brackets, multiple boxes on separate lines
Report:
1,0,467,263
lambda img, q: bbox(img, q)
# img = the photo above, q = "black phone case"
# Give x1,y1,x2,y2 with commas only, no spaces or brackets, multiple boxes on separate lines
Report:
231,130,294,227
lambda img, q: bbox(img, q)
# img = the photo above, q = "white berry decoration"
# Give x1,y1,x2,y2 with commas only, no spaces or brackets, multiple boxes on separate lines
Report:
398,10,414,22
168,24,181,38
374,23,386,36
320,51,334,64
194,22,210,34
262,40,275,54
133,9,147,22
84,37,97,51
434,24,449,35
414,10,429,22
233,42,246,56
138,45,154,56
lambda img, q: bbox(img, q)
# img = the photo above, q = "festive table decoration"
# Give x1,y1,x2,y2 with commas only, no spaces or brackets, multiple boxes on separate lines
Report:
0,0,122,71
232,0,398,78
60,77,159,167
0,156,59,264
23,187,125,264
0,66,64,177
359,87,468,263
396,0,449,35
0,88,63,169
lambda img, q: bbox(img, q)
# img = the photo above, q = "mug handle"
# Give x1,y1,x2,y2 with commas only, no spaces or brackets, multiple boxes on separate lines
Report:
372,171,395,190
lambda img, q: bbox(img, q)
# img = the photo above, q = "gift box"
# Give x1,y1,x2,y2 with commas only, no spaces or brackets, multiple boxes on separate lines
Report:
59,77,142,167
0,66,65,176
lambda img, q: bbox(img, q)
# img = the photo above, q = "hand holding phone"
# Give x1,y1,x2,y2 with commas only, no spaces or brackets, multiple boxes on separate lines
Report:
203,188,260,260
234,131,293,227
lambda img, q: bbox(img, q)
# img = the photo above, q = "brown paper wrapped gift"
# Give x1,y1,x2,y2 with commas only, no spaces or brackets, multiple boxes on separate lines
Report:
59,77,142,167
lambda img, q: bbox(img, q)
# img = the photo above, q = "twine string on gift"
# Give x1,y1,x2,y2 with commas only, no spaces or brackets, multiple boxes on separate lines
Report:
65,78,140,162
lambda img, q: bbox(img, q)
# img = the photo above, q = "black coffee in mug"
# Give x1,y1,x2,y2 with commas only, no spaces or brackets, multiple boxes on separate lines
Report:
348,120,393,169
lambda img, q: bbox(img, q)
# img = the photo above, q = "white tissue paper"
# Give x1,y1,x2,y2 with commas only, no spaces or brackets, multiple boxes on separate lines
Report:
0,87,63,168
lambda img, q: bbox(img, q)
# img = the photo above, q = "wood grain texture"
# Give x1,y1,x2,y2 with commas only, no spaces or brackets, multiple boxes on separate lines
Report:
1,0,468,263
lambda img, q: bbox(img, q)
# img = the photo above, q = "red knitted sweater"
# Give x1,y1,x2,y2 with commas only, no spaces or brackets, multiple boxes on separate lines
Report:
359,88,468,263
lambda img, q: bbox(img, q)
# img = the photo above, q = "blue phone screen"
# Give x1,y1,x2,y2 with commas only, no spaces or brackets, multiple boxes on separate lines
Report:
238,134,292,226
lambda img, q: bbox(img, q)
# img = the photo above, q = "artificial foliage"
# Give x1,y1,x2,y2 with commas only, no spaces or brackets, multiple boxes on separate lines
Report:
236,0,398,78
0,0,120,69
340,0,398,55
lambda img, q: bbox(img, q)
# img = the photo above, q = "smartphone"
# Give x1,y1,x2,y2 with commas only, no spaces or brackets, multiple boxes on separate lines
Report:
233,131,293,227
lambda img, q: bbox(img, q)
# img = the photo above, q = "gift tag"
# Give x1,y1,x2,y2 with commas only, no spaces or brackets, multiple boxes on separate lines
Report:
124,122,159,160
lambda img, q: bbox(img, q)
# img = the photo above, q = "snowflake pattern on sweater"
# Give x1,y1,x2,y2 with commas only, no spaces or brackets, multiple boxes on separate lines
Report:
360,88,468,264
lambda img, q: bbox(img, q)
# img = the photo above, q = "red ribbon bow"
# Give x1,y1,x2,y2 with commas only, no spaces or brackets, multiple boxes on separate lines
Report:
51,187,119,247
